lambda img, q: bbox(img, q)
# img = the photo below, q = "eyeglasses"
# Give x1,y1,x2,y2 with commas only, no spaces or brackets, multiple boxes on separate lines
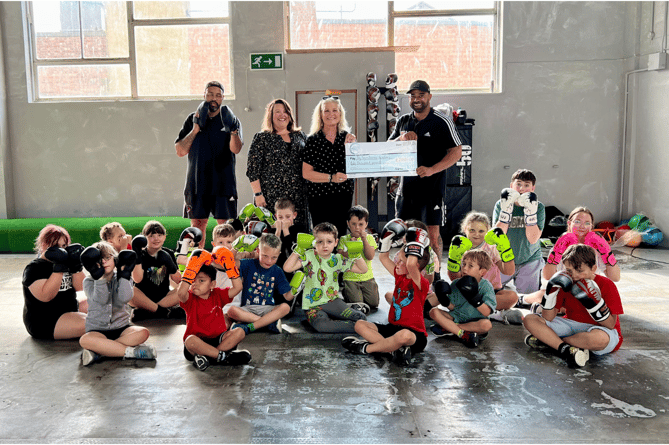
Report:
571,220,592,227
322,95,339,101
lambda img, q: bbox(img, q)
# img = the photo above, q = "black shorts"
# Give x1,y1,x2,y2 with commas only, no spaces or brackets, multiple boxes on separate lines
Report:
374,323,428,355
90,325,132,341
395,194,444,226
184,194,237,220
183,335,221,361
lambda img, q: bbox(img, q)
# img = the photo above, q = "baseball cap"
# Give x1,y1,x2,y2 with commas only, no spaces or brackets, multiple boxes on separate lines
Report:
406,80,430,94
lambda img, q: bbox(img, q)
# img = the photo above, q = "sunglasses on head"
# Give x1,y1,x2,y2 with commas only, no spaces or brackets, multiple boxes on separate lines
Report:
322,95,339,101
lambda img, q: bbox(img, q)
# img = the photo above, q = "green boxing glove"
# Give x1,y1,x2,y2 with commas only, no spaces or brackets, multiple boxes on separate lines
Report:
447,235,473,273
343,240,364,259
254,206,276,225
484,227,515,262
233,234,260,253
290,271,306,295
238,203,256,222
294,233,315,260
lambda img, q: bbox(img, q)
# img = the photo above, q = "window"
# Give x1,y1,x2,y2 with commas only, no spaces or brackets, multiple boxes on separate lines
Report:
286,1,500,93
25,1,233,101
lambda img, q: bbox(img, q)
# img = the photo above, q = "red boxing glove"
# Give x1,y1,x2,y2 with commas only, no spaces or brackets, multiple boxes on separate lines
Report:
404,227,429,258
547,232,579,265
584,231,617,267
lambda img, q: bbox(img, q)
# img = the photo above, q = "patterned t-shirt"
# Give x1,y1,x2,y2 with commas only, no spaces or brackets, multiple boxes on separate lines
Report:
302,130,354,198
300,250,353,310
240,258,291,306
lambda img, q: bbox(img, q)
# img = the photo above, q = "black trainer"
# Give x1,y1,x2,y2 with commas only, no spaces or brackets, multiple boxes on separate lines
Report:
391,346,412,366
220,349,252,366
460,331,480,348
342,336,370,354
193,354,209,371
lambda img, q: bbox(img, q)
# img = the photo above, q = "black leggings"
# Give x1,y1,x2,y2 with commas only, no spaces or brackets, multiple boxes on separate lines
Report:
308,191,353,237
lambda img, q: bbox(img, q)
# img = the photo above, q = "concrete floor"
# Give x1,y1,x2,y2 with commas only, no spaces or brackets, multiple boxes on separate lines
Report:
1,247,669,443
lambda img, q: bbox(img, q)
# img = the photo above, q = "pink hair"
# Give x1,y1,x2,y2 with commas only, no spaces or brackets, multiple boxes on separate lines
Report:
35,224,71,255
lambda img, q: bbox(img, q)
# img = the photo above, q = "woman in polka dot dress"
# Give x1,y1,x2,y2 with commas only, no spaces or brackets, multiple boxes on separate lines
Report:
302,96,356,236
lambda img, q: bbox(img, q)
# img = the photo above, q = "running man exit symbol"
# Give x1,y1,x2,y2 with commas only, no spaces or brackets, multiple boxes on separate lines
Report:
250,53,283,70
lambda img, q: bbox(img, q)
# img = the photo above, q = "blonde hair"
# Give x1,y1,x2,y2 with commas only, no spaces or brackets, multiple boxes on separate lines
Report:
309,97,350,135
100,222,124,242
261,99,300,133
460,211,491,234
91,241,118,260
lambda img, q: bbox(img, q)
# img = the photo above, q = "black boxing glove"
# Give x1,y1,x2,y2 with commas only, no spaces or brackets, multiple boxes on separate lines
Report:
434,280,452,307
116,250,138,281
65,243,85,274
457,275,482,308
193,101,209,128
81,246,105,280
45,246,69,273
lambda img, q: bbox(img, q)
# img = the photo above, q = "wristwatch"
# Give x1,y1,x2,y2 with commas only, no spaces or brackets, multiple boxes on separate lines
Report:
329,174,333,183
254,192,263,197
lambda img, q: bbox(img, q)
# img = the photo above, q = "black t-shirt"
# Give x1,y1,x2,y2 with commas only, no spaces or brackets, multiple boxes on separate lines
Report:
135,247,177,304
302,130,355,198
389,108,462,198
175,107,238,198
277,222,309,268
22,258,79,335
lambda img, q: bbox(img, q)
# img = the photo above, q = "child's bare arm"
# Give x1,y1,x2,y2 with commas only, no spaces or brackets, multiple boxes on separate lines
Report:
361,234,376,261
176,281,190,303
350,257,368,275
283,291,295,302
283,252,302,273
406,255,423,290
498,259,515,276
379,251,396,275
228,277,242,298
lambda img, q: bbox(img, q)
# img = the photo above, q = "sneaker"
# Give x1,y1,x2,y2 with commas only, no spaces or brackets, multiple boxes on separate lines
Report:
563,346,590,368
490,309,524,325
220,349,252,366
348,302,370,315
524,334,549,350
391,346,412,366
460,331,480,348
341,336,370,354
133,344,157,360
430,324,454,338
193,354,209,371
167,305,186,320
231,322,252,335
266,319,282,334
81,349,101,366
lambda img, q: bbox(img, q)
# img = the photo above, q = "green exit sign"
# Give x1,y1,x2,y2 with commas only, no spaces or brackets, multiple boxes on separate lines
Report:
250,53,283,70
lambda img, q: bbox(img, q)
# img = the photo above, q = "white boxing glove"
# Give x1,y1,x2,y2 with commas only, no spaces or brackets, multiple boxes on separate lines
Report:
499,188,520,224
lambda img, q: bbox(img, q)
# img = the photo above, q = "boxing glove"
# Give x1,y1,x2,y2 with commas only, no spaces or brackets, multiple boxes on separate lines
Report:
571,279,610,323
226,218,244,233
65,243,85,274
253,206,276,225
543,271,573,311
498,188,520,224
45,246,69,273
517,192,539,226
293,233,315,259
456,275,482,307
181,249,213,285
116,250,137,281
156,249,178,275
379,218,407,253
220,106,240,133
290,271,306,296
547,232,579,265
131,235,148,258
232,234,260,253
484,228,514,262
584,231,617,267
404,227,429,258
447,235,473,273
343,240,364,259
433,280,452,308
193,101,209,128
238,203,256,222
246,220,269,238
211,246,240,279
176,227,203,256
81,246,105,280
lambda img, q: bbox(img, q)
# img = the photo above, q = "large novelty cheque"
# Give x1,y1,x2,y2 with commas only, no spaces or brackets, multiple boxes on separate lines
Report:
345,140,417,179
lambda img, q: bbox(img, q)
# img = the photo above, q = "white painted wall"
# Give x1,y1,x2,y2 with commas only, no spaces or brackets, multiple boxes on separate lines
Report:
2,1,654,242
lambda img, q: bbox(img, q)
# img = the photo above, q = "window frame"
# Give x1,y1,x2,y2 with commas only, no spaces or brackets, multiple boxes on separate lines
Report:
23,1,235,102
284,1,502,93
